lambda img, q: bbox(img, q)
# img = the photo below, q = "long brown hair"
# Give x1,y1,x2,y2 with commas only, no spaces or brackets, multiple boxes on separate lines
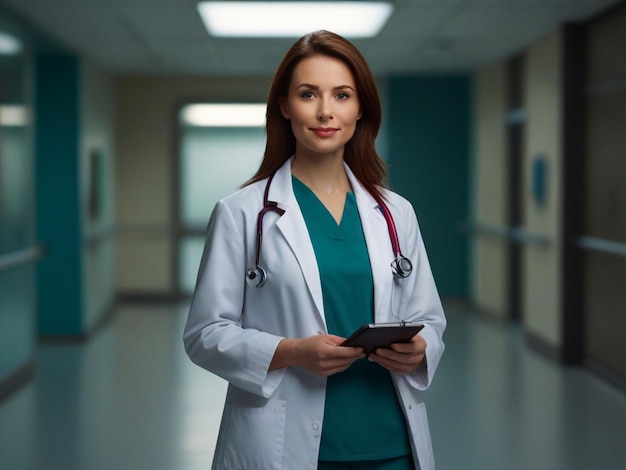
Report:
244,30,387,197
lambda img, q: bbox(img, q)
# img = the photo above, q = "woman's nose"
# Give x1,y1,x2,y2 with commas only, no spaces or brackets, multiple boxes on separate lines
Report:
317,99,333,121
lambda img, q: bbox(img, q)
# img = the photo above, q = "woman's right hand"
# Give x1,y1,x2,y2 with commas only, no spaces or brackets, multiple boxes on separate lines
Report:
270,334,364,376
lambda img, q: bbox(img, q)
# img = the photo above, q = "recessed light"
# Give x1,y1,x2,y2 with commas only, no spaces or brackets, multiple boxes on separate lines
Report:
197,1,394,38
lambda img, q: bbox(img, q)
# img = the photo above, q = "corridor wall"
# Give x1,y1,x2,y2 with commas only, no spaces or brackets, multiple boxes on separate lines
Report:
583,5,626,385
472,63,509,317
471,27,568,353
80,62,117,333
522,29,565,351
386,76,470,297
0,7,36,400
35,54,116,338
1,4,116,400
470,17,626,382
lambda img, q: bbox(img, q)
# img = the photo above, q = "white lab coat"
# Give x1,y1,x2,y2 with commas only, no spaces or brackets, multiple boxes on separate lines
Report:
184,157,446,470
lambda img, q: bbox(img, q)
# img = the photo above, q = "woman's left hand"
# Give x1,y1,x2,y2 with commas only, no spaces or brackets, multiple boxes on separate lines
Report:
368,334,427,374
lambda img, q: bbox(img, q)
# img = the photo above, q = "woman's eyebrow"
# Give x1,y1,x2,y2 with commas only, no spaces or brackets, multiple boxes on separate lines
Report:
295,83,355,91
295,83,318,90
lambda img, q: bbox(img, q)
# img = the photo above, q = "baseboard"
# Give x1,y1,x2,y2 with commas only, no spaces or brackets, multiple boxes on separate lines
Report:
468,303,511,327
586,360,626,394
116,292,186,304
0,361,35,404
525,331,562,363
38,300,116,344
440,296,473,310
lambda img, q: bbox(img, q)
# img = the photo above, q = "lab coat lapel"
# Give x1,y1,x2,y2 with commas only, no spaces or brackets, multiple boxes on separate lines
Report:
345,164,393,322
270,159,326,323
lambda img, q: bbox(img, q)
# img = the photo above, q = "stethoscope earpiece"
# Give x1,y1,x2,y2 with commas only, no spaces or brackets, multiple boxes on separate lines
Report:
246,266,267,288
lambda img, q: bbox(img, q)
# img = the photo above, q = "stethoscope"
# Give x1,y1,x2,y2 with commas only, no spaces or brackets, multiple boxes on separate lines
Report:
246,173,413,287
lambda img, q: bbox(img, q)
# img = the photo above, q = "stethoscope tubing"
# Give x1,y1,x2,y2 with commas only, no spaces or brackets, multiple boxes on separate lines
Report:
252,173,285,269
370,191,401,259
247,173,412,287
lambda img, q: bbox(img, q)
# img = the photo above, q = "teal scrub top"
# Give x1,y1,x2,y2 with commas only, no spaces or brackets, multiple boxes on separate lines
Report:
292,176,411,462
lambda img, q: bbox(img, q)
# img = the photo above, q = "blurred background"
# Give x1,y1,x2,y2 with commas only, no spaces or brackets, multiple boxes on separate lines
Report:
1,0,625,469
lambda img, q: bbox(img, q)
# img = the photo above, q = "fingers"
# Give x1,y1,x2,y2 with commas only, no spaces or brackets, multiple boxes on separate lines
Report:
306,353,363,376
292,334,364,376
369,350,424,374
368,335,426,374
290,332,427,376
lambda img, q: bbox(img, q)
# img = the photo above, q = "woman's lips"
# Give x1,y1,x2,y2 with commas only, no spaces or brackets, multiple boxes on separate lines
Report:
311,127,338,137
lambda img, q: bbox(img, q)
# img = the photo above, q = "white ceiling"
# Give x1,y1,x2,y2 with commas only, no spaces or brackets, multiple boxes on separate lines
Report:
2,0,621,77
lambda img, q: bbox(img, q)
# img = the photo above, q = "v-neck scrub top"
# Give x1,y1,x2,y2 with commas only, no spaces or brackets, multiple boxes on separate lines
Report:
292,176,412,462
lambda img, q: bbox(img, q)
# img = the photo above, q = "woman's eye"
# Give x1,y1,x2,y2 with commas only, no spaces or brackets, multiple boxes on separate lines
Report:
301,91,314,99
336,92,349,100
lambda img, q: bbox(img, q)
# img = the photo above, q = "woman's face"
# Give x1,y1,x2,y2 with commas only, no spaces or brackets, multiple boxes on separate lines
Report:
280,54,361,161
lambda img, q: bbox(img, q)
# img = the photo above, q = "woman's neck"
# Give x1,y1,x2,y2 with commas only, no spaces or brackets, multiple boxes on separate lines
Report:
291,154,351,196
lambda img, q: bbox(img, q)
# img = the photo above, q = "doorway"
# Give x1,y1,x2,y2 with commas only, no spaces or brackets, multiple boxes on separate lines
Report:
506,55,525,322
176,103,266,295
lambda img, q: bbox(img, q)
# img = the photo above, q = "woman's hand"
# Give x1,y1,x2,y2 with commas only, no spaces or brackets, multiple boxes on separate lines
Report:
270,334,364,376
367,334,427,374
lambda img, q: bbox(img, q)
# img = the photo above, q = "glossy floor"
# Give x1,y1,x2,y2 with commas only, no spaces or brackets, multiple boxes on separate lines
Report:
0,300,625,469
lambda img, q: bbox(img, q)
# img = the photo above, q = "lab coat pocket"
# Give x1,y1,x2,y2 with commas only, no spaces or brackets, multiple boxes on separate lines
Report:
217,400,287,470
406,402,434,470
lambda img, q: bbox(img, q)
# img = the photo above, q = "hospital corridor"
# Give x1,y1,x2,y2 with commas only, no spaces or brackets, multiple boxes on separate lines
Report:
2,0,626,469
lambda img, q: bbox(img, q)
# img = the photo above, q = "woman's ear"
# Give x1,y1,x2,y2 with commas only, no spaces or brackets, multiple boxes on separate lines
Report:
279,97,289,119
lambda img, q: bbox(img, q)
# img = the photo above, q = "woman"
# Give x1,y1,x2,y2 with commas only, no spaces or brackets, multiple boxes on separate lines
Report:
184,30,446,470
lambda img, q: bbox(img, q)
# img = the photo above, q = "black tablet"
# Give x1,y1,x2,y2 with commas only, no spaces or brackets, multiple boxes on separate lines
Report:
341,322,424,355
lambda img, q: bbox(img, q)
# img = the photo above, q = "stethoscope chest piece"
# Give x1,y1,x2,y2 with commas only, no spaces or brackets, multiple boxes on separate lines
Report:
392,255,413,279
246,266,267,288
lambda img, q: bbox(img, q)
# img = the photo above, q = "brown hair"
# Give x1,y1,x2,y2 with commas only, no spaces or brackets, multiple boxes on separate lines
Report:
244,30,387,197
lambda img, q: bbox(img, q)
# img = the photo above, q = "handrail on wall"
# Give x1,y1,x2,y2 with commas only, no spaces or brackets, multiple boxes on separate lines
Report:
472,222,550,247
578,236,626,259
0,245,46,271
473,226,626,258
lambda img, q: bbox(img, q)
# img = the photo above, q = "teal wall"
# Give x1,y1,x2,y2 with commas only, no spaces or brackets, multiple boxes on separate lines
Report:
386,76,471,296
35,53,84,336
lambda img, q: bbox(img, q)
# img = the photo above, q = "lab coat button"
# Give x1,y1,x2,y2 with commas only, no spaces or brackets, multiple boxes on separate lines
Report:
408,405,413,410
311,422,320,431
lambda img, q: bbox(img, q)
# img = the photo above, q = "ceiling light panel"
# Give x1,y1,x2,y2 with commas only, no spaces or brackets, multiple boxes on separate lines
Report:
197,1,394,38
0,31,22,55
0,105,30,127
181,103,267,127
